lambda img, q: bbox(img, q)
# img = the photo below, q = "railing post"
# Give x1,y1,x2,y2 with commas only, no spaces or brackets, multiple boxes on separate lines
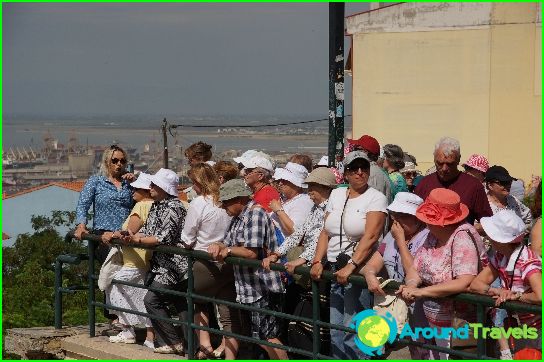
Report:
54,258,63,329
187,255,194,359
311,280,321,359
88,238,96,337
476,303,486,358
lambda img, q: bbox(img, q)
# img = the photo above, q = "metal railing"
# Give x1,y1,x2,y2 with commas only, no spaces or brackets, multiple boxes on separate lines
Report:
55,231,541,360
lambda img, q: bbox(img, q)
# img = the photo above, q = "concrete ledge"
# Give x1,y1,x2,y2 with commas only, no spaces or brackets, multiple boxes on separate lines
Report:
4,324,111,359
61,335,184,360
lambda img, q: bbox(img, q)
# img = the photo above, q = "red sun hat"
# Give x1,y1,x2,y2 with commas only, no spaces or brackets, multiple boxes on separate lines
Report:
462,154,489,173
416,188,469,226
347,135,380,155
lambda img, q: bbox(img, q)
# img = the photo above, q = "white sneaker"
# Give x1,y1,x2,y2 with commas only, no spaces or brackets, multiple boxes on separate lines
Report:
143,340,155,349
154,343,184,355
109,332,136,344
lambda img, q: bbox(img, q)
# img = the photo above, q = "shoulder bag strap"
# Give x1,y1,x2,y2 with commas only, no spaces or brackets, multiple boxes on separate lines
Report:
339,188,350,252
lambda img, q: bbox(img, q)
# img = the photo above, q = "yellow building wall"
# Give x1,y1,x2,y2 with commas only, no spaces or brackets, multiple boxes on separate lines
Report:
351,3,541,182
488,3,541,182
352,28,491,174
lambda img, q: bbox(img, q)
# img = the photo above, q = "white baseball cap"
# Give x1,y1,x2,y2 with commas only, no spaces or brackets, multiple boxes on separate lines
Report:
387,192,424,216
130,172,152,190
273,162,309,188
149,168,179,197
480,210,526,244
241,156,274,172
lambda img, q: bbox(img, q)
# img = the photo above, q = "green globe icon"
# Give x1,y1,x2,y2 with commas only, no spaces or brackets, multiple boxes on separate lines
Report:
357,315,390,348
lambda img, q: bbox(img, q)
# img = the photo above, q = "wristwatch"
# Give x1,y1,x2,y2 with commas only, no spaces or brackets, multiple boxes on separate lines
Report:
348,258,360,268
274,208,285,214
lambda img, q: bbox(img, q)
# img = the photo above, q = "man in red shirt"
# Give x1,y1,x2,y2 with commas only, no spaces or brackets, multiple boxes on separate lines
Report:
415,137,492,225
239,156,280,213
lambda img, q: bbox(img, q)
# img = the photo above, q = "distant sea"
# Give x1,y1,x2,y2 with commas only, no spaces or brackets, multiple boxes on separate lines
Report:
2,114,351,154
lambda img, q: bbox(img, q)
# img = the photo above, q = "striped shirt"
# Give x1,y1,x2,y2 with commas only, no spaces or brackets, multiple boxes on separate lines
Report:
489,245,542,327
224,201,284,303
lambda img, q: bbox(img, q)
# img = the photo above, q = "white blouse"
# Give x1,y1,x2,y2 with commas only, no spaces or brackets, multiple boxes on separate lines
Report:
180,195,231,252
324,187,388,262
270,193,314,236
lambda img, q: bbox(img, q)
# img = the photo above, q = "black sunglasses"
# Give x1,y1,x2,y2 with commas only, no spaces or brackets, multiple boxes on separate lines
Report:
345,161,369,173
111,157,127,165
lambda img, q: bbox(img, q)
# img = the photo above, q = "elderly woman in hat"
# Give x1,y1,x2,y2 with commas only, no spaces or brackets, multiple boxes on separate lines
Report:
104,173,155,348
263,167,336,273
470,210,542,357
361,192,430,358
310,151,388,359
262,167,337,354
400,162,423,193
382,144,409,199
269,162,314,239
462,154,489,184
395,188,487,359
485,165,532,228
120,168,188,355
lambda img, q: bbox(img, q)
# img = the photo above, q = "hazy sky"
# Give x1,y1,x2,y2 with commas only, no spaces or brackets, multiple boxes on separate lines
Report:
3,3,370,117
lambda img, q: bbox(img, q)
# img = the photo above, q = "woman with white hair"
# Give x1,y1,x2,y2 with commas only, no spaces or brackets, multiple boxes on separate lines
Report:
120,168,188,355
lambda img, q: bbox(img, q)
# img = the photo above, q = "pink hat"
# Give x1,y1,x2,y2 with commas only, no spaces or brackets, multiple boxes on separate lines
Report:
416,188,469,226
462,154,489,173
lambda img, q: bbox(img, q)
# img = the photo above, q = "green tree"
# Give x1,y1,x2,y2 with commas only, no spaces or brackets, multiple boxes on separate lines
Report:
2,211,105,358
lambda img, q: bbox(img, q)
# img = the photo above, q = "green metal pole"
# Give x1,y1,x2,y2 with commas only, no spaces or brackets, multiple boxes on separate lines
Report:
187,255,194,359
54,259,63,329
476,303,486,358
311,280,321,358
88,238,96,337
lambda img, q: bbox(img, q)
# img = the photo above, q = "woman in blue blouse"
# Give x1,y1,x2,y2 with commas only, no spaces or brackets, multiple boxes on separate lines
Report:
74,145,135,321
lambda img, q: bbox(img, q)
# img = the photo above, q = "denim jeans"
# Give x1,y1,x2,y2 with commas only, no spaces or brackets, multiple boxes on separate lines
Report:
329,271,373,359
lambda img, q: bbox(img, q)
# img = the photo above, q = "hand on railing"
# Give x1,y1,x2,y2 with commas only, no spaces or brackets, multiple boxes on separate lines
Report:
284,258,305,275
396,284,420,303
310,261,324,281
208,242,227,263
491,288,522,306
262,254,279,271
74,223,89,240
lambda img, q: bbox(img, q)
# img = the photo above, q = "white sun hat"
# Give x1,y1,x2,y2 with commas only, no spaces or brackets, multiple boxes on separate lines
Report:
480,209,526,244
240,156,274,172
130,172,152,190
387,192,424,216
273,162,309,188
234,150,275,167
149,168,179,197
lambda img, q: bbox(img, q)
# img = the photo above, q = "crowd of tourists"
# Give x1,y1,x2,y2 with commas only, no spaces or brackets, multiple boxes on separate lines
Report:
74,135,542,360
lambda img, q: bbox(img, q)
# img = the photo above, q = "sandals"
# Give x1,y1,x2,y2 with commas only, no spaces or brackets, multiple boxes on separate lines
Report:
212,348,225,359
196,345,218,360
